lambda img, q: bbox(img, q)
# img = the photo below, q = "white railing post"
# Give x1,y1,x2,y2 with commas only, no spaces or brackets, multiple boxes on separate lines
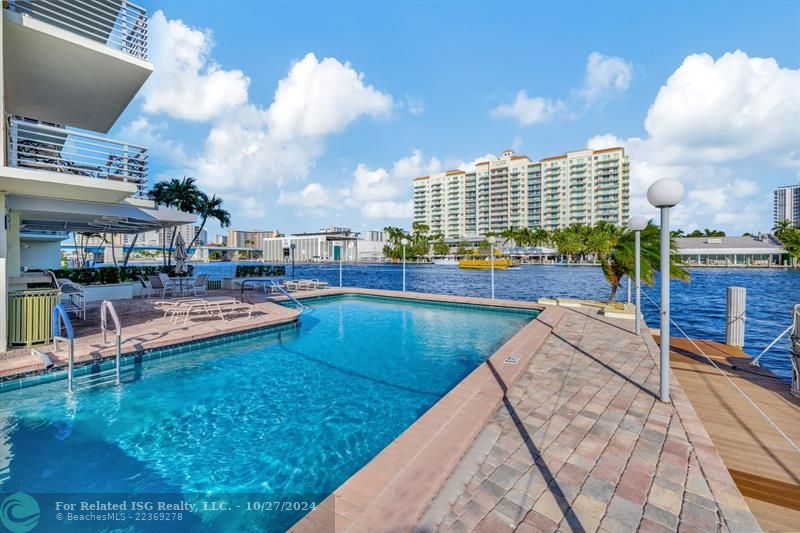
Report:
122,144,129,183
121,0,128,51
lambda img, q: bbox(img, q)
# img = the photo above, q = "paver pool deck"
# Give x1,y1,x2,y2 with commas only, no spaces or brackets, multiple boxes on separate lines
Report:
293,295,763,533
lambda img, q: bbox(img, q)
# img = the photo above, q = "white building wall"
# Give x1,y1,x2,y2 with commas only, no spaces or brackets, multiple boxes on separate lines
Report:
20,240,61,270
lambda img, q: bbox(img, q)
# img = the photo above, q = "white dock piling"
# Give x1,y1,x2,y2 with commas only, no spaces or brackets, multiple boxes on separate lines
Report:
726,287,746,348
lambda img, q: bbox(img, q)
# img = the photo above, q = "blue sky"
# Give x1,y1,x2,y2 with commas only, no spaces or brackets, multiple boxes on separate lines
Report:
117,1,800,239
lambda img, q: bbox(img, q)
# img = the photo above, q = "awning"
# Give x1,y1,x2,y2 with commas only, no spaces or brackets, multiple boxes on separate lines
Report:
7,195,196,234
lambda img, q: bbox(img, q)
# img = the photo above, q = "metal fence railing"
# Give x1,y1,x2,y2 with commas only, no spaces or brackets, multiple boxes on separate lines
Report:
8,116,148,192
7,0,148,60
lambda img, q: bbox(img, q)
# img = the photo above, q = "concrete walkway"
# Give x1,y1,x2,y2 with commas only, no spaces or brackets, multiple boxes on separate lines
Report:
419,307,760,533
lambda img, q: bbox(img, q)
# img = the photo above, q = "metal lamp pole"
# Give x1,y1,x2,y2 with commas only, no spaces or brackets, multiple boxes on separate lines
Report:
290,243,296,279
338,242,343,288
401,238,409,292
487,235,497,299
628,216,648,336
647,179,684,403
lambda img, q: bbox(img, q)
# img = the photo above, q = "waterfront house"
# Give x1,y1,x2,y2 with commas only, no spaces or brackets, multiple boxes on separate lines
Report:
675,234,788,267
0,1,194,351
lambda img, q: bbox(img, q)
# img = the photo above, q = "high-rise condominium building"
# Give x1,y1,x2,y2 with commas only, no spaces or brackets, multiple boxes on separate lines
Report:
413,148,630,240
774,185,800,228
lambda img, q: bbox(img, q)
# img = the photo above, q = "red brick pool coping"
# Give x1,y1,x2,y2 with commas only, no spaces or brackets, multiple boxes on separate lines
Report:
288,289,563,532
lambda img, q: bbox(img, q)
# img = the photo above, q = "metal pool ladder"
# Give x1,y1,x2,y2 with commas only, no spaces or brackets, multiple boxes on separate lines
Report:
101,300,123,385
52,304,76,392
271,281,308,313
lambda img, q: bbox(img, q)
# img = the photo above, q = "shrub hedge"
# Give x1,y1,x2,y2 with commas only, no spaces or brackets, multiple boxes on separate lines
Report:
51,265,195,285
50,264,285,285
235,265,285,277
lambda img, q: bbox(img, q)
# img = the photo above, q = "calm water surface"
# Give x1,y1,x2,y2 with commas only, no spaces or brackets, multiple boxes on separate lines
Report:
196,262,799,380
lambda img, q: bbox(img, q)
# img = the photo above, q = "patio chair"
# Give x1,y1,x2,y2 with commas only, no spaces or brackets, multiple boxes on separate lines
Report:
45,270,86,320
137,275,152,298
191,274,209,296
148,275,174,298
158,272,177,295
57,279,86,320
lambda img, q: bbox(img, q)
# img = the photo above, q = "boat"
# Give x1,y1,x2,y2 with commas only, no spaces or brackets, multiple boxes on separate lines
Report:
458,259,516,269
432,257,458,266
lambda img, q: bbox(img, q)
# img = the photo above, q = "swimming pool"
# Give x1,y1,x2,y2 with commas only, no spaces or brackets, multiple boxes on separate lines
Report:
0,295,537,531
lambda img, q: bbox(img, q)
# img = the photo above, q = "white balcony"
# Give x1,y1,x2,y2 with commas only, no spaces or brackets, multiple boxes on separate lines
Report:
2,115,147,203
3,0,152,132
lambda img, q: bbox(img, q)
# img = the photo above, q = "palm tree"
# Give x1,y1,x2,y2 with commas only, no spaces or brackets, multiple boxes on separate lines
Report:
599,221,690,300
382,226,410,261
164,177,200,266
432,239,450,256
187,192,231,252
586,221,616,263
500,226,517,246
774,219,793,235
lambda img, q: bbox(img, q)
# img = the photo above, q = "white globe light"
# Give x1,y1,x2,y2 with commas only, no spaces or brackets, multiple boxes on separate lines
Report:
401,238,409,245
647,178,684,208
628,215,648,231
487,236,497,244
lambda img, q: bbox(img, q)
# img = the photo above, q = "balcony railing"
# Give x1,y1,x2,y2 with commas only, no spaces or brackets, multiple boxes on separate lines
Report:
8,116,148,191
7,0,148,60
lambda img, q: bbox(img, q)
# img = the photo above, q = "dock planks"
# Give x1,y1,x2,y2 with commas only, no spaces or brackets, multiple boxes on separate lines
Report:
663,336,800,532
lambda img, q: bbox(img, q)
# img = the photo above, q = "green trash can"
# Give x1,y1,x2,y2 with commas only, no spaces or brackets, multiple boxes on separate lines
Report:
7,288,61,346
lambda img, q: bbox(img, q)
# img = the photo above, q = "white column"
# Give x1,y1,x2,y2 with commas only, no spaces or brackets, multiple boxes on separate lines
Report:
7,213,20,277
635,230,641,335
659,208,670,402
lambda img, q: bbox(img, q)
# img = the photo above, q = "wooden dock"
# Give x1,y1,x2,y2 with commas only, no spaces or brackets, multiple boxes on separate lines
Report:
658,335,800,532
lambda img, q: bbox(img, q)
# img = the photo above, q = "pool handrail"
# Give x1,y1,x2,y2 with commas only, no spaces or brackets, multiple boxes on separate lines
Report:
271,280,306,312
52,304,76,392
101,300,123,385
100,300,121,342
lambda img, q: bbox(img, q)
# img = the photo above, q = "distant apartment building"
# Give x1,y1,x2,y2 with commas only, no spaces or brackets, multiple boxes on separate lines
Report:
774,185,800,228
413,148,630,239
262,226,386,262
118,223,203,248
212,234,227,246
227,229,282,249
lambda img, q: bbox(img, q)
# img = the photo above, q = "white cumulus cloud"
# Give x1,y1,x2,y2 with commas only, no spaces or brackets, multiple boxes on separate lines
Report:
588,50,800,233
279,149,441,220
492,52,632,126
361,200,413,219
579,52,633,103
267,53,393,140
134,12,396,227
491,91,564,126
142,11,249,121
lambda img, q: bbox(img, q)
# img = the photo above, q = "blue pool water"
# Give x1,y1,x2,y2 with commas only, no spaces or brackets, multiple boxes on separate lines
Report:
0,295,535,531
194,262,798,381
